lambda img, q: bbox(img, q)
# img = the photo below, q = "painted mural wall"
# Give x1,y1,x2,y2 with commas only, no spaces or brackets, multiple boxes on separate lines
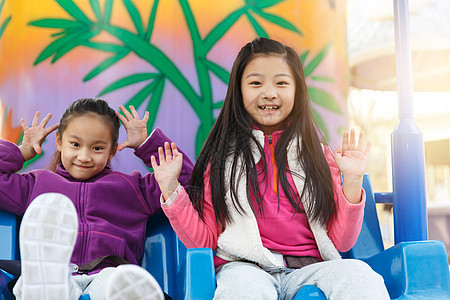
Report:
0,0,348,174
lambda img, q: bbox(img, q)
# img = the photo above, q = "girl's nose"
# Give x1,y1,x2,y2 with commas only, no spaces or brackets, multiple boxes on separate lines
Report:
77,149,91,162
263,85,277,100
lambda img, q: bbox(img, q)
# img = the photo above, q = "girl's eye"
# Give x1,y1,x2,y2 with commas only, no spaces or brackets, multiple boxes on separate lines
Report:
249,81,261,86
93,146,103,151
71,142,80,147
277,81,289,86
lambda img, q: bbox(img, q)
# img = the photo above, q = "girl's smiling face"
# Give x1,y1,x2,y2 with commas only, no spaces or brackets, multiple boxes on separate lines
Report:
56,114,117,180
241,54,295,135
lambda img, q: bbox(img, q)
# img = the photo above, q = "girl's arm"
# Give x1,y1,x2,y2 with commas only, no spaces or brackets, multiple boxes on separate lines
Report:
117,105,194,213
326,129,370,252
151,144,221,249
0,111,57,214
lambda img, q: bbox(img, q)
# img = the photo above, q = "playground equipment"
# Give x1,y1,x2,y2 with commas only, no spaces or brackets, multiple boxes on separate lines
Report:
1,175,449,299
1,0,449,299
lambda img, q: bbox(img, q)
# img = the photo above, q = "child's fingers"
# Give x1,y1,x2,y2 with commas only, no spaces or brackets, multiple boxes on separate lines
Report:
129,105,139,119
150,155,158,169
342,131,349,151
164,142,172,161
115,111,128,124
20,118,28,130
40,113,52,128
32,111,40,127
117,142,126,151
158,146,165,163
143,111,149,123
349,128,356,149
119,105,133,120
33,144,42,155
44,123,60,136
357,131,365,152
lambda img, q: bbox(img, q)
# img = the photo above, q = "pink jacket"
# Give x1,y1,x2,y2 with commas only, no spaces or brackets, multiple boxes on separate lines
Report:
163,130,365,268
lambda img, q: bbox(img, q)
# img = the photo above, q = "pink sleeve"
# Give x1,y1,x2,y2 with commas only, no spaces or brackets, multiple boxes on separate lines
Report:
162,166,222,249
324,146,366,252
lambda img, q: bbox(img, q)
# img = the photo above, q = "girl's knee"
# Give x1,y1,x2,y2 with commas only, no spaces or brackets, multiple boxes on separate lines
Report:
215,262,278,300
341,259,385,286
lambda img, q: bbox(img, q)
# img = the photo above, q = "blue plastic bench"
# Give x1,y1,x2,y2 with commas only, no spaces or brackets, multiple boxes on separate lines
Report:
2,174,450,299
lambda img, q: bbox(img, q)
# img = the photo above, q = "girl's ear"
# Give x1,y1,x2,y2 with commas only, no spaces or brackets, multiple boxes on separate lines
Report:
109,144,118,161
55,132,62,152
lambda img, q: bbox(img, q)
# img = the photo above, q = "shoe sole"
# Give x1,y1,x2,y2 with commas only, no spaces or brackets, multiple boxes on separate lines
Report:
105,264,164,300
19,193,78,300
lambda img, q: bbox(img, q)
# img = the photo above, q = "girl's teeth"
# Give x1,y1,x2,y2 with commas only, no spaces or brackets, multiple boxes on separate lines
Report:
260,105,278,111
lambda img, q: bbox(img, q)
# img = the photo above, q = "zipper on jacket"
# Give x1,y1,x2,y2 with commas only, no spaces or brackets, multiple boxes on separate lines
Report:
79,182,88,263
268,135,277,194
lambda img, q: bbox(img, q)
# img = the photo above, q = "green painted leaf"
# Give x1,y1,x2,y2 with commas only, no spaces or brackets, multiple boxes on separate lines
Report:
245,0,285,9
308,86,342,114
310,75,335,83
300,50,309,64
252,8,301,35
0,15,11,39
145,0,159,41
89,0,101,21
102,25,202,112
51,29,100,63
204,59,229,84
0,0,5,13
312,108,329,142
80,41,127,53
33,29,87,65
98,72,160,96
245,11,268,38
124,79,160,110
304,43,332,77
213,100,224,109
103,0,113,24
29,18,82,29
55,0,90,24
203,7,247,53
179,0,202,46
146,77,165,134
83,50,130,81
122,0,145,37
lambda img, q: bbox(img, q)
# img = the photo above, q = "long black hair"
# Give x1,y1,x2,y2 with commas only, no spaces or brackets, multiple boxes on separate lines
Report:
189,37,336,228
49,98,120,171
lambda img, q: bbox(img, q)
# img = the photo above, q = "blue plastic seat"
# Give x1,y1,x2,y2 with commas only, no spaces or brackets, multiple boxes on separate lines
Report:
2,174,450,299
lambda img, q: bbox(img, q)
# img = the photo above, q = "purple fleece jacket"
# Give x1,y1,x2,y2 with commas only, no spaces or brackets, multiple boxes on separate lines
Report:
0,128,193,271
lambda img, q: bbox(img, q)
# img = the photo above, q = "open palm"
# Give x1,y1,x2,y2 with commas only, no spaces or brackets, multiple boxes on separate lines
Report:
334,129,371,177
151,142,183,201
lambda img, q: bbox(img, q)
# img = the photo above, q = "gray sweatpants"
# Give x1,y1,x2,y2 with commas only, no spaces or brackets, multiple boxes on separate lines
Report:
13,267,116,300
214,259,390,300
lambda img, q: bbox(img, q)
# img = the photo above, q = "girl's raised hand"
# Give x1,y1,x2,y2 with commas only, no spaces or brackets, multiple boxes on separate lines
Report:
334,129,371,204
19,111,59,161
116,105,149,151
151,142,183,201
334,129,371,178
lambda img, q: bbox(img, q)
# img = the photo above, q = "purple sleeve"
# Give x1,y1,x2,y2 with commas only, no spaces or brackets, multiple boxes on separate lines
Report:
134,128,194,215
0,139,33,215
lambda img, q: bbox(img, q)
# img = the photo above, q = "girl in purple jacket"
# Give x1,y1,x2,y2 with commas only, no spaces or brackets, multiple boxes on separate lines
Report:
151,38,389,299
0,98,193,300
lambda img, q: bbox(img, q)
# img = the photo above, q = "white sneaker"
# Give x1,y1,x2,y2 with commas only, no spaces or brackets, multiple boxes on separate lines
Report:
105,264,165,300
19,193,78,300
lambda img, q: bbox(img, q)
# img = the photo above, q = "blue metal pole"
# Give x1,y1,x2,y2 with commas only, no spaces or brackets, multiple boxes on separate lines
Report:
391,0,428,243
